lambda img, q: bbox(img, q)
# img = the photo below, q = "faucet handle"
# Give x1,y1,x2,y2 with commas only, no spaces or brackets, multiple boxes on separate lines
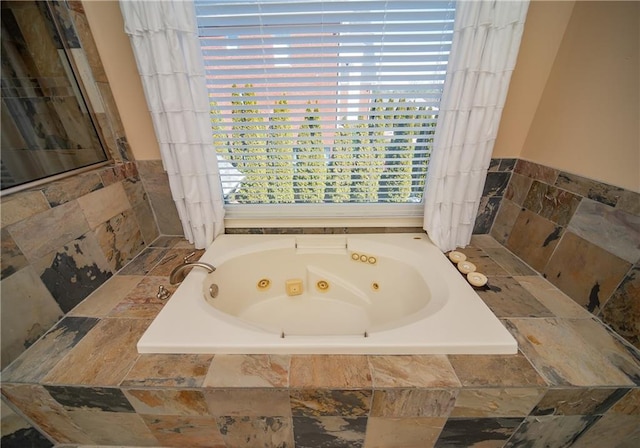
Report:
156,285,171,300
183,251,197,264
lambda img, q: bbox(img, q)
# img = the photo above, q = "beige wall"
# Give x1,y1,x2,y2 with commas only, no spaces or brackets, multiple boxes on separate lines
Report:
498,1,639,192
86,1,640,192
83,0,161,160
493,0,576,158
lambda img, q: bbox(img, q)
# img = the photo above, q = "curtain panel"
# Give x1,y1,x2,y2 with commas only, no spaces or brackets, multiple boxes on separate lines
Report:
120,0,225,248
423,0,529,252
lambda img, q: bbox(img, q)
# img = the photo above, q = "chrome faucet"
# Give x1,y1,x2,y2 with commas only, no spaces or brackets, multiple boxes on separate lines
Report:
169,261,215,285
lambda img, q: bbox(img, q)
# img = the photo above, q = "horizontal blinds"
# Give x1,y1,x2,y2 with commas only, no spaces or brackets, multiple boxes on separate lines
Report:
195,0,455,204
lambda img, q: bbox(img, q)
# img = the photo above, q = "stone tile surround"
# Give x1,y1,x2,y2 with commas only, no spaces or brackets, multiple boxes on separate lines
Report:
478,158,640,351
2,234,639,447
0,162,159,370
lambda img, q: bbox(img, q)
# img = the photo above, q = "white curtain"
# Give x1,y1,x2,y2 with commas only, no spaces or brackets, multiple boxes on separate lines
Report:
120,0,224,249
423,0,529,252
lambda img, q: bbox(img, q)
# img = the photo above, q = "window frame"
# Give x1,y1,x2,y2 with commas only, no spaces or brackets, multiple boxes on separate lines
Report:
196,0,455,224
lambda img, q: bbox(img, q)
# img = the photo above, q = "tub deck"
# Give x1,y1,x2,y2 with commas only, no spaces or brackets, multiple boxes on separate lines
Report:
2,233,639,447
138,233,517,355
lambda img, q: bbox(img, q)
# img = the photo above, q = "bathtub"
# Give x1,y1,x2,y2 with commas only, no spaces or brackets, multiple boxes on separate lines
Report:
137,233,517,354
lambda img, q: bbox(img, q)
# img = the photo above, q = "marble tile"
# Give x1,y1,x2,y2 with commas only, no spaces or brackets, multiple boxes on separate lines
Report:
133,200,160,246
94,83,126,145
117,247,168,276
148,249,205,277
41,173,103,207
370,389,457,417
1,384,94,444
1,400,29,435
514,276,593,319
504,414,599,448
1,228,28,280
0,400,53,448
35,232,113,313
615,189,640,215
293,416,365,448
98,164,128,187
8,200,89,261
448,352,547,387
0,190,50,228
572,413,640,448
290,390,371,417
2,317,99,383
290,356,372,389
205,389,292,417
543,232,632,313
514,159,559,184
1,266,63,369
43,318,150,386
203,354,290,388
555,172,624,207
490,199,521,245
108,277,173,319
564,318,640,384
487,158,501,172
499,158,517,172
476,276,554,318
523,180,582,226
123,389,209,416
44,386,135,413
368,355,460,388
77,182,132,229
463,252,510,276
149,236,184,248
138,161,183,235
363,417,446,448
531,388,630,416
506,208,564,271
610,388,640,415
122,177,146,207
69,275,142,317
470,234,503,249
217,416,294,448
66,409,158,446
504,318,639,387
434,417,523,448
450,388,545,417
473,196,502,234
123,354,214,388
482,172,511,197
140,414,226,448
94,210,146,272
482,246,536,276
568,199,640,264
505,173,533,206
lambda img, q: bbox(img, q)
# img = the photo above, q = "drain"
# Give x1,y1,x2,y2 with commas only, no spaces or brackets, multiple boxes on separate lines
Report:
257,278,271,290
372,282,380,291
316,280,330,292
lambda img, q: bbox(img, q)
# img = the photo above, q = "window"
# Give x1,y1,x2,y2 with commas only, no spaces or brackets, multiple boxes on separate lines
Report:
195,0,455,219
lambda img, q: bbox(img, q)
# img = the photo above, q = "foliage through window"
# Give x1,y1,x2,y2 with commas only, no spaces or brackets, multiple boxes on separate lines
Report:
196,0,455,207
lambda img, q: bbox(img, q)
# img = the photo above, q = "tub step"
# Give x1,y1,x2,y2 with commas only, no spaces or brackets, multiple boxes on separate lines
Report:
295,236,348,254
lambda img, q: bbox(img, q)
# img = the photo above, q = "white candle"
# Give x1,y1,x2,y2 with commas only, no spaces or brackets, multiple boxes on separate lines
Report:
448,251,466,263
467,272,488,287
457,261,476,274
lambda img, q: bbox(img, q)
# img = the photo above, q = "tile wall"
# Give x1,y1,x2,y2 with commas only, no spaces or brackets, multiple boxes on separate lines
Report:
476,158,640,350
0,0,159,369
0,163,159,368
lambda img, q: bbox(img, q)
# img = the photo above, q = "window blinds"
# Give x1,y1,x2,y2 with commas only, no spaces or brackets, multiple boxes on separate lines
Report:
195,0,455,204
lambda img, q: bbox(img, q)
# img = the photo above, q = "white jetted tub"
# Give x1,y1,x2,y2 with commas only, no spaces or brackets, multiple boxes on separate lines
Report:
138,233,517,354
